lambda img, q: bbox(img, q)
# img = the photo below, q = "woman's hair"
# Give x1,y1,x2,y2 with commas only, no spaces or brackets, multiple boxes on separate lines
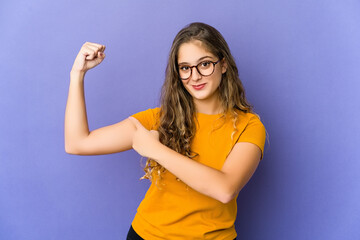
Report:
141,22,253,183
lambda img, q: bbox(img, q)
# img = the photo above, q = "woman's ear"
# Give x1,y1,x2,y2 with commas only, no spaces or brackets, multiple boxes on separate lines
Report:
221,58,228,74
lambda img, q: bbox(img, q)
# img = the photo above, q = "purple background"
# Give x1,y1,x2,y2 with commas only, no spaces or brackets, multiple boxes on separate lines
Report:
1,0,359,239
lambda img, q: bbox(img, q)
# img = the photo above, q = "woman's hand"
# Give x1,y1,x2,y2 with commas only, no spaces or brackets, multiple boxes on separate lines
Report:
71,42,106,73
128,117,161,159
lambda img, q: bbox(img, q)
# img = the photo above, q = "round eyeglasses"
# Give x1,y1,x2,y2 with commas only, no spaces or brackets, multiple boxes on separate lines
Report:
178,60,220,80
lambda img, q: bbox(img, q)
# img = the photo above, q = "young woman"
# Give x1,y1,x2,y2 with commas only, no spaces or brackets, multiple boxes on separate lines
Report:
65,22,266,240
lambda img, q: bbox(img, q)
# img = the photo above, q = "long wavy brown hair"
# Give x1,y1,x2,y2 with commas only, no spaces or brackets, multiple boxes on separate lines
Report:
141,22,253,183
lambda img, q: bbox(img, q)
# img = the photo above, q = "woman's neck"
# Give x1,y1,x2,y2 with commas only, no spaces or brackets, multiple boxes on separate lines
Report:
193,94,223,115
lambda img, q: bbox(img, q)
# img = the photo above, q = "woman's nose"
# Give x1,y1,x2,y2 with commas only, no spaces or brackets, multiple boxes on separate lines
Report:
190,67,202,81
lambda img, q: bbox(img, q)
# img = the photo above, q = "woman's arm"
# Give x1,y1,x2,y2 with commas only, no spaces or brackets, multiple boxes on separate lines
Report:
129,117,261,204
65,42,136,155
64,70,89,153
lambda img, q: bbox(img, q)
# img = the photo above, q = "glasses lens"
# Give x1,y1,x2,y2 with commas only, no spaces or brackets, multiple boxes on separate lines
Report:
179,66,191,80
198,61,214,76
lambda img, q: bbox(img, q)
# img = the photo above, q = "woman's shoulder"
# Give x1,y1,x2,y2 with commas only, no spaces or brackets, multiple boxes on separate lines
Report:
131,107,161,130
133,107,160,116
151,107,161,114
234,109,262,123
233,109,266,134
235,108,265,131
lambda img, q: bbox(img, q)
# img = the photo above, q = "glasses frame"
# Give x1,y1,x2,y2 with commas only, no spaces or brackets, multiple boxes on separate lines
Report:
178,59,221,81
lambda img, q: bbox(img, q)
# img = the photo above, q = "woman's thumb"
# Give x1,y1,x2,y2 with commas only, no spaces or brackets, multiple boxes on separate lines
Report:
150,130,159,140
128,117,141,129
98,51,105,59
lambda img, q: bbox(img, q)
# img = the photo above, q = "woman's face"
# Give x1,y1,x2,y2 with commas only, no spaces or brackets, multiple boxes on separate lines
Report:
177,40,227,104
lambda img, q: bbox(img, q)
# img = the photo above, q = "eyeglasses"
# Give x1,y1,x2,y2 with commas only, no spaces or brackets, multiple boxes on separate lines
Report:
178,60,220,80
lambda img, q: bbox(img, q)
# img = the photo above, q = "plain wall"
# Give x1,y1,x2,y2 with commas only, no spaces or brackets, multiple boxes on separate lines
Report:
1,0,359,239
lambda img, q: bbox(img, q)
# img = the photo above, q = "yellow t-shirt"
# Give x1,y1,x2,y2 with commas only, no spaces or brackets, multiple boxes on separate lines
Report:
131,107,266,240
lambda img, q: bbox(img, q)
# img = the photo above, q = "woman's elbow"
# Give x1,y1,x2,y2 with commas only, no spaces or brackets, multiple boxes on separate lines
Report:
65,145,77,154
217,187,238,204
218,193,236,204
64,141,82,155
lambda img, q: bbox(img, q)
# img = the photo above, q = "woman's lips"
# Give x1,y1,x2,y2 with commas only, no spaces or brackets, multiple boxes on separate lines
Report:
192,83,206,90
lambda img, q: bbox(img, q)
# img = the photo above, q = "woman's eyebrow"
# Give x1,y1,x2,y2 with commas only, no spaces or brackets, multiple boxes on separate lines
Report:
178,56,214,65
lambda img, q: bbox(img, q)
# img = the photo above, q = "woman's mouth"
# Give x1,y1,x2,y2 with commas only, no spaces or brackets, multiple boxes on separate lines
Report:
192,83,206,90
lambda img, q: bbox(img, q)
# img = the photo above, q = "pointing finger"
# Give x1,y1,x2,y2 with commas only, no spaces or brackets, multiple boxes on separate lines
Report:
128,117,144,129
150,130,159,139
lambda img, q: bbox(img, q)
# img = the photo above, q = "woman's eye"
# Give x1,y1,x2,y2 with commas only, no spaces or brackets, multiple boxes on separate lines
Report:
200,61,211,67
180,66,189,71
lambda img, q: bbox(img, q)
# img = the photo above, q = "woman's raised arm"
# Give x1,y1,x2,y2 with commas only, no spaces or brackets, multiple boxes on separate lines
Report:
64,42,136,155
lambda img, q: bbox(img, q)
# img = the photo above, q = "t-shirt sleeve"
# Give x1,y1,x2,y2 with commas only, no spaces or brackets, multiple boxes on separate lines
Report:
130,108,159,130
237,114,266,159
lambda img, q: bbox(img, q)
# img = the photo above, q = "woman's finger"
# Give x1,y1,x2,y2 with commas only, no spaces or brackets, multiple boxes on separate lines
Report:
150,130,159,139
85,45,104,60
87,42,106,52
82,46,97,60
128,117,144,129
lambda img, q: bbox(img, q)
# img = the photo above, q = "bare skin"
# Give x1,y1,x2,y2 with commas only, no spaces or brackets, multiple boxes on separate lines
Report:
65,42,137,155
65,41,261,203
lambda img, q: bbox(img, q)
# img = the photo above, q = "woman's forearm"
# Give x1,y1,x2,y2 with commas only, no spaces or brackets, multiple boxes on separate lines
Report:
152,143,233,203
64,71,90,152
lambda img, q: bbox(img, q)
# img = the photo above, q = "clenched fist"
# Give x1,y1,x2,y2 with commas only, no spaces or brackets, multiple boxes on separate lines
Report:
71,42,106,73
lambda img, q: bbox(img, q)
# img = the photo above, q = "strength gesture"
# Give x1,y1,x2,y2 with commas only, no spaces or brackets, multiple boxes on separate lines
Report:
71,42,106,73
